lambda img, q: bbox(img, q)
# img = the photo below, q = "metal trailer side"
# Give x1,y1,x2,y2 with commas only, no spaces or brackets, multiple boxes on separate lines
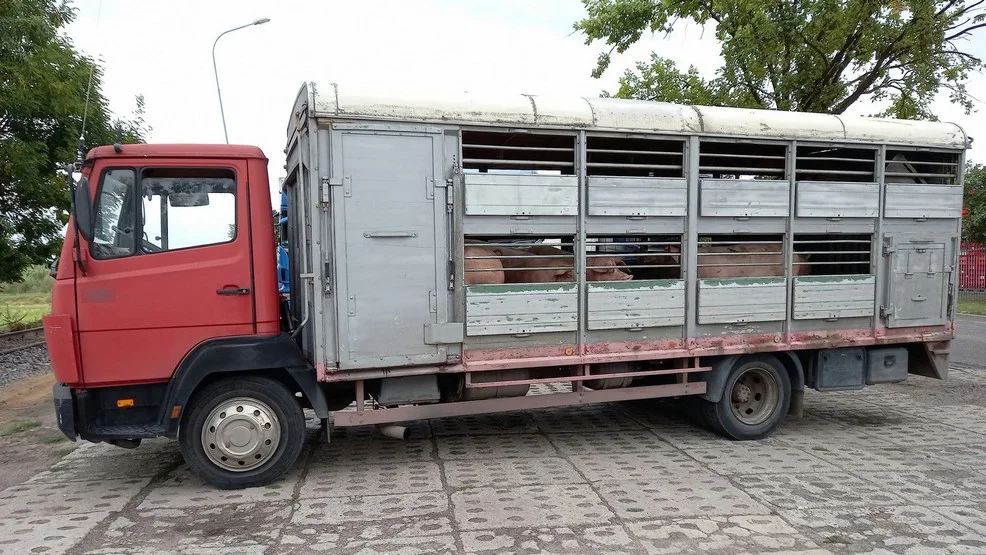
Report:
282,82,967,428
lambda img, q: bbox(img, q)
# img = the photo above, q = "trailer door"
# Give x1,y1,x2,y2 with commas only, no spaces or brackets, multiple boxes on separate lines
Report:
886,237,950,328
337,131,447,368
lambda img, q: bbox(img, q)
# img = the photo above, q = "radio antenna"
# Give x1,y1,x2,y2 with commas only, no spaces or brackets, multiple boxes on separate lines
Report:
77,0,104,164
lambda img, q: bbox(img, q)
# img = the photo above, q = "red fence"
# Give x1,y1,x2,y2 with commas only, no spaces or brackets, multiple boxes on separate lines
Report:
959,242,986,290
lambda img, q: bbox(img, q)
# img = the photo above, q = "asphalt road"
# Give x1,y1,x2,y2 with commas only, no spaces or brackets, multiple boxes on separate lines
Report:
954,314,986,368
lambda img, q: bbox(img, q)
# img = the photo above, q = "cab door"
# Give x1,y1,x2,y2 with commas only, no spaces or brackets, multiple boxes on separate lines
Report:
76,160,255,386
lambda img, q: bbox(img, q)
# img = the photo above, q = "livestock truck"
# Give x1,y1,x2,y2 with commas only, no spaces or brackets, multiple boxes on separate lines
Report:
44,83,969,489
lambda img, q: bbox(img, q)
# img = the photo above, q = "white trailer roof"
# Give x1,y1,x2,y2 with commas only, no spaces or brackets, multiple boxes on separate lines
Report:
300,82,970,149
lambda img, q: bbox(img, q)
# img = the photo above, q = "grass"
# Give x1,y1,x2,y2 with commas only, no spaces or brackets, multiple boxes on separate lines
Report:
0,420,42,437
0,265,52,331
957,298,986,315
37,430,68,444
0,293,50,331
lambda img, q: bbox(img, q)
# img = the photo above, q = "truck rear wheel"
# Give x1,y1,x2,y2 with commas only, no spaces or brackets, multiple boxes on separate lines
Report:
701,355,790,440
179,376,305,489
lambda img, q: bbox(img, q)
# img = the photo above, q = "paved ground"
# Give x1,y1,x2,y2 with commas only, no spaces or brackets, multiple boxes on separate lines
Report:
954,314,986,367
2,368,986,554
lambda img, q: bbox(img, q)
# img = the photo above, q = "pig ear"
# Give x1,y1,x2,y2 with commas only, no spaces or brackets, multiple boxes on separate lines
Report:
615,259,628,268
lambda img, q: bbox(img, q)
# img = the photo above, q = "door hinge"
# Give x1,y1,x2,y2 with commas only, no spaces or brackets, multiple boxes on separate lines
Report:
429,291,438,313
882,237,896,257
879,305,893,319
320,176,331,205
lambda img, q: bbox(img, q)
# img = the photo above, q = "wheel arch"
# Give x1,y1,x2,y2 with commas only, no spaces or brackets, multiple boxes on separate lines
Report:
159,333,329,437
699,351,805,404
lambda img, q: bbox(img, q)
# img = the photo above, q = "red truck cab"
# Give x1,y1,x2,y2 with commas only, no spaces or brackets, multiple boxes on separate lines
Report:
44,144,325,486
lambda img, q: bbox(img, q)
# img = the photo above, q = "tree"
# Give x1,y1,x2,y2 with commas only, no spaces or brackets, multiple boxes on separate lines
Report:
575,0,986,118
0,0,149,282
964,163,986,244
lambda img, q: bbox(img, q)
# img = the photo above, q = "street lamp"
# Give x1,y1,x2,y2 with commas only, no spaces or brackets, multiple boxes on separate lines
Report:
212,17,270,143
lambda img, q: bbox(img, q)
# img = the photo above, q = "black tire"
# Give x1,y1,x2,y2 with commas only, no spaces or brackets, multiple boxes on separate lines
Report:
178,376,306,489
701,354,791,440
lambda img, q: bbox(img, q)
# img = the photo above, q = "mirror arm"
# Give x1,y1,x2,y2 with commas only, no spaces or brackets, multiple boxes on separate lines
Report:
67,166,87,276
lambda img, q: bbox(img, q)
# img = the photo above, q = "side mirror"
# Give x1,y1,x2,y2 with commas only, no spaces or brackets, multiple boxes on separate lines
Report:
73,176,94,242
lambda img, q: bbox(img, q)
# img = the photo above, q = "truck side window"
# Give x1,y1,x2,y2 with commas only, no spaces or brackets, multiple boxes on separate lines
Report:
91,168,137,259
140,168,237,253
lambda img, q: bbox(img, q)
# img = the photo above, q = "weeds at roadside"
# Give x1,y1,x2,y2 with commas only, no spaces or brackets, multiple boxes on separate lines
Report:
0,420,42,437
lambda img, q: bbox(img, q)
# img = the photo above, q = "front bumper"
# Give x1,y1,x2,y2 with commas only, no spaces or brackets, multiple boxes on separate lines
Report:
53,383,77,441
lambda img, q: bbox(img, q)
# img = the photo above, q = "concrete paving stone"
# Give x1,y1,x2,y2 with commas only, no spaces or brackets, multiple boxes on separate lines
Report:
865,421,986,448
800,392,882,410
138,465,300,510
773,420,897,452
738,472,906,509
548,429,668,455
279,534,458,555
461,525,646,554
806,443,955,473
780,505,986,554
85,545,268,555
856,470,986,507
436,434,558,460
0,478,149,518
596,477,771,520
646,422,739,450
292,492,449,526
444,456,584,489
566,450,708,482
313,436,436,465
87,503,291,554
685,444,841,475
616,402,696,429
627,515,830,555
429,413,539,436
931,506,986,536
806,404,912,428
299,460,443,498
891,405,986,435
531,404,646,433
29,450,184,484
530,382,573,395
0,512,107,555
60,438,177,461
280,514,455,553
452,484,615,530
913,444,986,475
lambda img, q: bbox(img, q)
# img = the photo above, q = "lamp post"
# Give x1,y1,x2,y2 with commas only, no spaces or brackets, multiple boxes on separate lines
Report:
212,17,270,143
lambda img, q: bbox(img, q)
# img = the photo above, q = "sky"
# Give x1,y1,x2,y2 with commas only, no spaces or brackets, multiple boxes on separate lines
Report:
65,0,985,208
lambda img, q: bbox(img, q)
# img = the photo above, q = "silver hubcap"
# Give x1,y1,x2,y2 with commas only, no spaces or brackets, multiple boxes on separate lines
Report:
201,397,280,472
729,367,779,426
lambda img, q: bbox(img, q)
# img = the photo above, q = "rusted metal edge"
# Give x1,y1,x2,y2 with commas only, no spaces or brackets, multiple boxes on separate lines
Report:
332,381,706,427
463,365,711,389
318,326,953,382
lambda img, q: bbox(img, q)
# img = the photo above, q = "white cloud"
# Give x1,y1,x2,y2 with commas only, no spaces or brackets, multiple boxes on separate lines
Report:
65,0,983,211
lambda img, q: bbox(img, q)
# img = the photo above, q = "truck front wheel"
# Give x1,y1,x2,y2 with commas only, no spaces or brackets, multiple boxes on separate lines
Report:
701,354,791,440
179,376,306,489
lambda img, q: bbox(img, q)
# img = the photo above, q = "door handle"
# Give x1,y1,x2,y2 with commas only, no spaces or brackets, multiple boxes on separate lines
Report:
363,231,417,238
217,287,250,296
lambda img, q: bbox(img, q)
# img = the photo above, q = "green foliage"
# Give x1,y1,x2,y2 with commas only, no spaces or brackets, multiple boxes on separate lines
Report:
575,0,986,118
963,163,986,244
0,0,150,283
0,264,54,294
